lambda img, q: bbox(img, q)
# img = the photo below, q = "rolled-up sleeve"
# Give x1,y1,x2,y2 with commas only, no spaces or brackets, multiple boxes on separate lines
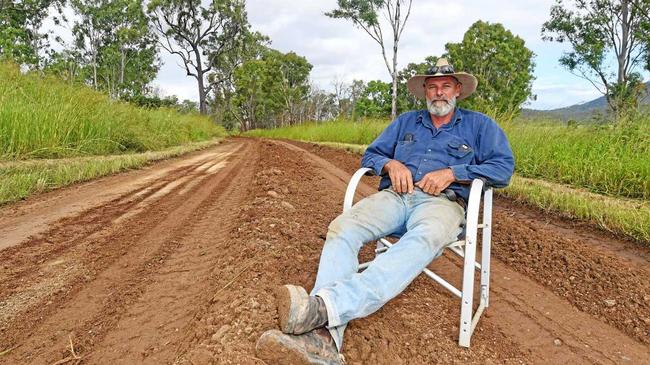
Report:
361,118,401,176
449,120,514,188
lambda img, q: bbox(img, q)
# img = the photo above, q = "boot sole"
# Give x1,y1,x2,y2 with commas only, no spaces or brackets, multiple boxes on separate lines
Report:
275,284,308,334
255,330,312,365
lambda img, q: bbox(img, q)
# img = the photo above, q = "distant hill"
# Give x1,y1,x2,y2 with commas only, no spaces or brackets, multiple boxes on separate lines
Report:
522,81,650,121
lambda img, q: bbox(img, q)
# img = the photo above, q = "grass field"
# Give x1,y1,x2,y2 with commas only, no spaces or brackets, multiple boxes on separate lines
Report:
0,62,225,160
0,61,227,204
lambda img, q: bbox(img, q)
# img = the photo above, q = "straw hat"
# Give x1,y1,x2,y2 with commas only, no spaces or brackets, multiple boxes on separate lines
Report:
406,58,477,100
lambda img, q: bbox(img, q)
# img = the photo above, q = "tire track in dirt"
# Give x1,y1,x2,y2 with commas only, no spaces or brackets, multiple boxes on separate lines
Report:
0,139,253,364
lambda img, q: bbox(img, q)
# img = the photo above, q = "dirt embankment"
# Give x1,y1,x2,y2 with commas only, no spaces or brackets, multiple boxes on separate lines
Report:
0,138,647,365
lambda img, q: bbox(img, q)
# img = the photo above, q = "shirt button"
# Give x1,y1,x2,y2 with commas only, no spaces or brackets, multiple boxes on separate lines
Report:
427,149,431,152
417,172,422,175
423,159,427,162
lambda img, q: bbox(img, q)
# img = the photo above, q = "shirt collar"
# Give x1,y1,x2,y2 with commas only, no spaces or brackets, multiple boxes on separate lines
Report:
417,108,463,129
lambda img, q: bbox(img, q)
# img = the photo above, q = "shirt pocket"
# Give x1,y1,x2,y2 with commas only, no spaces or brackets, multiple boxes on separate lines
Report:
394,140,416,162
446,140,474,164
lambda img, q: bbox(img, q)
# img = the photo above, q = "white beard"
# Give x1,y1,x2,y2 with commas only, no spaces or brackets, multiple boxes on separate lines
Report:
426,96,456,116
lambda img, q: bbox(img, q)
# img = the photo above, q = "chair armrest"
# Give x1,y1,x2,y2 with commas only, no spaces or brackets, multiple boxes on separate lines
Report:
343,168,375,212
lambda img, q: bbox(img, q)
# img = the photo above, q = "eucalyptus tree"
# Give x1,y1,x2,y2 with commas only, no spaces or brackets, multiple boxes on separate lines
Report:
326,0,413,120
148,0,249,114
0,0,63,66
542,0,650,113
70,0,158,98
232,48,312,130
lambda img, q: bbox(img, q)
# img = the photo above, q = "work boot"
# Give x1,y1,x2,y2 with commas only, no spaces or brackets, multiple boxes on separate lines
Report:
255,328,344,365
276,284,328,334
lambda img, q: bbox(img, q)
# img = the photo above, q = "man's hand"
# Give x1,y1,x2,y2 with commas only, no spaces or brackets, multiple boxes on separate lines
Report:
383,160,413,194
415,168,456,195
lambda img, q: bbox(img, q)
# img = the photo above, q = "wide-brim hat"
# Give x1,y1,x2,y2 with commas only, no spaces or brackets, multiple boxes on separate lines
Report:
407,58,477,100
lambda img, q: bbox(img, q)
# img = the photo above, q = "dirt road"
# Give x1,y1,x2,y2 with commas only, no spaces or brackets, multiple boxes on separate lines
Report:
0,138,648,364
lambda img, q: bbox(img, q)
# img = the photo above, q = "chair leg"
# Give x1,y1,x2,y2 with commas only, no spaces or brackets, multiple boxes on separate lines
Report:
481,189,493,307
458,234,477,347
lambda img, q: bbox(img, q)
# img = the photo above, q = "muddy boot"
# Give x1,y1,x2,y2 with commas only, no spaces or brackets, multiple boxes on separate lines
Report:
255,328,344,365
276,284,328,335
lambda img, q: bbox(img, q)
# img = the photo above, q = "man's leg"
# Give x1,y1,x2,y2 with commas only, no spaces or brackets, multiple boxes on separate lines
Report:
313,192,464,349
312,189,406,295
309,189,406,351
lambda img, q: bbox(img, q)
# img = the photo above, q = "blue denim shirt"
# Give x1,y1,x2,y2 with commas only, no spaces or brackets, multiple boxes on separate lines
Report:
361,108,515,204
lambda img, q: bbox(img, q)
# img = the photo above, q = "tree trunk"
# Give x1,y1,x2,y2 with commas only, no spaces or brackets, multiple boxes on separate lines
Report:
391,48,398,120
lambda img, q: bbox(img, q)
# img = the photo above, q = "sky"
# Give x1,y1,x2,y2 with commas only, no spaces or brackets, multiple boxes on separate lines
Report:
152,0,615,110
48,0,648,111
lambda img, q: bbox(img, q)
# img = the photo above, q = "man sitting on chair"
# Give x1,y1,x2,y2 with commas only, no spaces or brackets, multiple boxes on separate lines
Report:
255,58,515,364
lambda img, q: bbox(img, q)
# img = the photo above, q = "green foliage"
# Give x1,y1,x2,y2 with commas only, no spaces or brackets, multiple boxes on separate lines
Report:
542,0,650,114
445,21,535,118
245,119,388,145
0,62,224,160
232,48,312,130
354,80,392,118
67,0,159,99
0,0,60,66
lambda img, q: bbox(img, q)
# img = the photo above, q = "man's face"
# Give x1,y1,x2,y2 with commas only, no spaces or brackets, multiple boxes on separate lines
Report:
424,76,461,117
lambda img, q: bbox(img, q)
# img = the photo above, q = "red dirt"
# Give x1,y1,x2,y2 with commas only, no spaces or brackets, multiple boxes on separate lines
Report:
0,137,648,364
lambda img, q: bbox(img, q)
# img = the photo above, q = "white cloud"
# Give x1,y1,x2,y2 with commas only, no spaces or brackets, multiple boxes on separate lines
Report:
38,0,633,110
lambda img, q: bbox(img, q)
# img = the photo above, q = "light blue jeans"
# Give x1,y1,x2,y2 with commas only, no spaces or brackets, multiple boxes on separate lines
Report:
311,188,465,351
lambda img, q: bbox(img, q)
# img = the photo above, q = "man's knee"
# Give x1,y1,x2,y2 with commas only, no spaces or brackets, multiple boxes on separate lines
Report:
327,212,354,239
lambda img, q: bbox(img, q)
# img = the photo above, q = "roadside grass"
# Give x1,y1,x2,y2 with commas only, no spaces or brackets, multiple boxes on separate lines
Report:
503,176,649,243
0,62,225,160
245,116,650,200
0,139,221,205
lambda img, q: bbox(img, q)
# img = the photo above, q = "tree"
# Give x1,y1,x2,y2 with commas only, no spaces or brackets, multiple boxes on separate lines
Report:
210,29,268,127
542,0,650,114
70,0,159,99
326,0,413,120
0,0,62,66
445,21,535,119
232,48,312,130
148,0,249,114
355,80,392,118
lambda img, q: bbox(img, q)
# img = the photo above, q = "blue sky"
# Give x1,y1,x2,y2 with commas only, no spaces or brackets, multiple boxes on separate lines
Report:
48,0,648,110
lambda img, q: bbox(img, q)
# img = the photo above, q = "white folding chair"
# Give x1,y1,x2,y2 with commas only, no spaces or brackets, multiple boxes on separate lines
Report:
344,167,493,347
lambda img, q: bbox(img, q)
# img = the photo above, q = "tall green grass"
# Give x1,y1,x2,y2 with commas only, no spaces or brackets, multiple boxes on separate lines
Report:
246,116,650,200
0,62,225,160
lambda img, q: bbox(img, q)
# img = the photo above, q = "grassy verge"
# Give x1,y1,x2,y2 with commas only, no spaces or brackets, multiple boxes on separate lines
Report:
0,139,221,205
245,117,650,200
0,62,225,159
292,141,650,244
